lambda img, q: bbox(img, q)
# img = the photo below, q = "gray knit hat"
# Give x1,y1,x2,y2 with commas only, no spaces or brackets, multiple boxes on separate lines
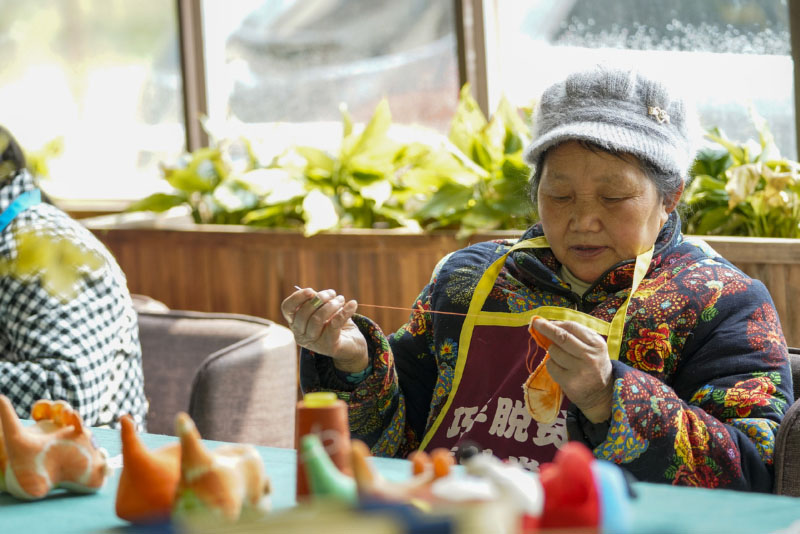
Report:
523,65,699,180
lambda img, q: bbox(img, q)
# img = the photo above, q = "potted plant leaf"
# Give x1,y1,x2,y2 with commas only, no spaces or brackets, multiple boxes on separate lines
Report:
683,110,800,238
83,98,800,345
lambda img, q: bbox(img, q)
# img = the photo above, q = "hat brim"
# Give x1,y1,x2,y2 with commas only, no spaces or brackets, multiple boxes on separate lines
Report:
523,121,683,177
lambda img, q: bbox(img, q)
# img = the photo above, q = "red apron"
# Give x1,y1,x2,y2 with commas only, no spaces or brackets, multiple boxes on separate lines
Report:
419,237,652,470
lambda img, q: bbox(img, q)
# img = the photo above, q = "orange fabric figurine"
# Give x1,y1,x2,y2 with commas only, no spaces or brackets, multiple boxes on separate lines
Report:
115,414,181,523
524,315,564,424
350,439,454,504
0,394,109,499
172,412,271,523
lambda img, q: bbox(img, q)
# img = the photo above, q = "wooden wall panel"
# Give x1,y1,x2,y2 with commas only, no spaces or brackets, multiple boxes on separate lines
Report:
87,226,800,347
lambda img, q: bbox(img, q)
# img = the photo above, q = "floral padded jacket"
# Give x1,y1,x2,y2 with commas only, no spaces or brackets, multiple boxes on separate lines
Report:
300,212,793,492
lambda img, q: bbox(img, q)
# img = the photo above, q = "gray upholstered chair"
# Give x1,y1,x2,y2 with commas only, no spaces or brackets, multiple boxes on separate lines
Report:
773,347,800,495
134,297,298,448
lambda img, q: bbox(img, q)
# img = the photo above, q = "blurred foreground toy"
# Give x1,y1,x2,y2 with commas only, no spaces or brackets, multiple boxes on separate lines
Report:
302,426,632,533
0,395,109,499
304,435,518,533
301,435,459,506
300,433,357,503
458,444,544,530
115,414,181,523
172,412,271,523
524,315,564,424
295,391,352,500
540,442,634,534
461,441,633,534
351,439,456,506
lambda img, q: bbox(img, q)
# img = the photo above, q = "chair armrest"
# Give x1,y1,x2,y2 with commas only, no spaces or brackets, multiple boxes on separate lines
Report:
131,293,170,313
189,321,298,448
137,310,298,448
774,398,800,495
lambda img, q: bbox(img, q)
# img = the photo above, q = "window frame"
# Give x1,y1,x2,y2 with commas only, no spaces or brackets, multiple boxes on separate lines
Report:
178,0,800,156
177,0,208,152
790,0,800,158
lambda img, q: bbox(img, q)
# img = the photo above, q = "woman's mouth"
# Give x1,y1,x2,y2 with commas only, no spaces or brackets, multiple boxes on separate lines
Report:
569,245,607,258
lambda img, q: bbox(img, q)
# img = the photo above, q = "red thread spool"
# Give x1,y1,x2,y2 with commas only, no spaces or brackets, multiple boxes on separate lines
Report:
295,391,352,499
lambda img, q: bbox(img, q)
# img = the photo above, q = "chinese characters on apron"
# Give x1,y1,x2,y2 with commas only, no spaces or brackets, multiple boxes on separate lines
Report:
419,237,653,470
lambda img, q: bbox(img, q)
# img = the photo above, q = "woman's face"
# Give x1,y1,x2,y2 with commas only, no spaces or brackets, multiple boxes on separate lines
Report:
537,141,675,283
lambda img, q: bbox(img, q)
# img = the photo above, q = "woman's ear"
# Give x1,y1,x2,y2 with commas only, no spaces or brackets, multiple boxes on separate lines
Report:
665,181,685,213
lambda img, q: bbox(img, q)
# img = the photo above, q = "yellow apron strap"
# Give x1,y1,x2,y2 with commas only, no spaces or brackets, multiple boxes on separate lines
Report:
476,306,612,335
471,237,652,359
421,240,542,449
459,237,552,363
418,236,653,449
467,237,549,315
605,245,653,360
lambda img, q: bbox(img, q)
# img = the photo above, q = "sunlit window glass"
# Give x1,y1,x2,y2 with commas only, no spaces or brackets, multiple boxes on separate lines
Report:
0,0,184,202
201,0,459,145
493,0,795,159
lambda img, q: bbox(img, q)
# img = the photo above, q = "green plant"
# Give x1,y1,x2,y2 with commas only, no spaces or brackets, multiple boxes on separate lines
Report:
128,86,536,237
0,133,63,182
413,85,534,237
129,101,428,234
245,99,422,234
0,229,105,302
126,139,263,225
25,137,64,181
683,113,800,238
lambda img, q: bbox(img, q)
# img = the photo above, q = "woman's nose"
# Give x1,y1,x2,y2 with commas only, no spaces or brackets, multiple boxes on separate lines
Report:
569,199,602,232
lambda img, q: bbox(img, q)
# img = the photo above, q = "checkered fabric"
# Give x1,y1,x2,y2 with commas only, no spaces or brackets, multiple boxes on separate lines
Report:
0,170,147,429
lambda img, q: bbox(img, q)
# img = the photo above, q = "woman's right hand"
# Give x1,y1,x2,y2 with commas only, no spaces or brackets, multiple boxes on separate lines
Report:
281,287,369,373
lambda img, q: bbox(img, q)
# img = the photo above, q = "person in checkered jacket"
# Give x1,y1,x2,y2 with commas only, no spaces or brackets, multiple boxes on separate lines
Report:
0,125,147,429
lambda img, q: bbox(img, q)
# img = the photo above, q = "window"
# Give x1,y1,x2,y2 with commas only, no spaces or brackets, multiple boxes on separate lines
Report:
200,0,459,151
491,0,795,158
2,1,798,204
0,0,184,202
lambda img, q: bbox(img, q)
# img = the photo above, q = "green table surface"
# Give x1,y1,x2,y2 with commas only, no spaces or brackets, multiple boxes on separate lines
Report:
2,426,800,534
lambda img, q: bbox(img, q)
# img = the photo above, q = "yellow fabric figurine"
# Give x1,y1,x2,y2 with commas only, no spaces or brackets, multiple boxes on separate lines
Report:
172,412,272,523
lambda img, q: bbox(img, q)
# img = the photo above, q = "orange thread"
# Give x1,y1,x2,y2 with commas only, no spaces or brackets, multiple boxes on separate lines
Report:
304,292,554,374
528,316,553,349
350,301,554,389
295,285,477,318
526,336,538,374
359,303,546,379
355,303,480,318
526,316,552,375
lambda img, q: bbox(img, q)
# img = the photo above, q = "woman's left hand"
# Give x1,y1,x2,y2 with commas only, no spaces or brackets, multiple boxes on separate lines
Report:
531,318,613,423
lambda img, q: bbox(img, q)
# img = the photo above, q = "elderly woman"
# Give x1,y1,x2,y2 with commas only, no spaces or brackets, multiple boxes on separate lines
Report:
282,65,792,492
0,125,147,429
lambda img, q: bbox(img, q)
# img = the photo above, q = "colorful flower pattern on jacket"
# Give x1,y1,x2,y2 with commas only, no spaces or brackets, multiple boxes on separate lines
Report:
299,213,792,491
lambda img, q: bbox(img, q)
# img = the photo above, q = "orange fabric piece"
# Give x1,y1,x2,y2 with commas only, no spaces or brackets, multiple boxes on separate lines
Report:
528,315,553,350
524,316,564,424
